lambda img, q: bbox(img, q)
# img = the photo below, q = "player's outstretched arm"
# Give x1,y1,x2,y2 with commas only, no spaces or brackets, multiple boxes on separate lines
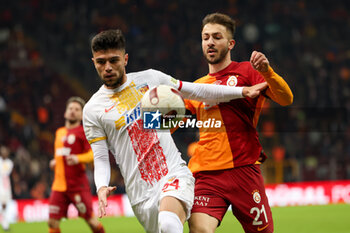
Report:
97,186,117,218
250,51,293,106
179,81,244,102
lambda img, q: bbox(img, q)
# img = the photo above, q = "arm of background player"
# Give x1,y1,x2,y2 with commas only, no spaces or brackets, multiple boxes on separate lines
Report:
76,149,94,163
90,140,111,192
259,66,293,106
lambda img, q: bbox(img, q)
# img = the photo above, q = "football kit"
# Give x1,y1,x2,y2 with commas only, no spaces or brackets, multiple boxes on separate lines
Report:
84,69,195,232
186,62,293,233
83,69,249,233
49,125,94,220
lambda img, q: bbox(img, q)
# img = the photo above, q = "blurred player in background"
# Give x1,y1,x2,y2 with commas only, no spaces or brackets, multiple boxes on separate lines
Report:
48,97,105,233
186,13,293,233
83,29,267,233
0,145,13,231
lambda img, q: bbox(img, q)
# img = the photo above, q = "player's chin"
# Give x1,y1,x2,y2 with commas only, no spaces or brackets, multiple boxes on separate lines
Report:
206,57,220,64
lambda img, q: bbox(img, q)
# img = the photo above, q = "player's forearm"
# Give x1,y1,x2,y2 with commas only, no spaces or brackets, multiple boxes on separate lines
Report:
91,140,111,192
76,150,94,163
178,81,244,102
259,66,293,106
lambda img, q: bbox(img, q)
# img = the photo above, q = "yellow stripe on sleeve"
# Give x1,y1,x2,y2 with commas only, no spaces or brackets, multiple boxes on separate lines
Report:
88,136,107,144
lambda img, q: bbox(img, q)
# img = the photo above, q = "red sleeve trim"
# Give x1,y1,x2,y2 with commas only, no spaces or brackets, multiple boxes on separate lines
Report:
178,80,183,91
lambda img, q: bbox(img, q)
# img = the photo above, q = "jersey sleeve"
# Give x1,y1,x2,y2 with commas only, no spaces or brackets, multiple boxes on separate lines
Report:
76,149,94,163
91,140,111,192
150,69,181,88
83,104,107,144
259,66,293,106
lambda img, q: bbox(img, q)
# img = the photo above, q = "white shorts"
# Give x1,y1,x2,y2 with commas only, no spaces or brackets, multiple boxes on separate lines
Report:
0,190,12,204
132,166,194,233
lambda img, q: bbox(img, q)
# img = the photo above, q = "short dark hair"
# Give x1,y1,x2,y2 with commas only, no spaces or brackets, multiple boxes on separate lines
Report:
66,96,86,109
91,29,126,53
202,13,236,39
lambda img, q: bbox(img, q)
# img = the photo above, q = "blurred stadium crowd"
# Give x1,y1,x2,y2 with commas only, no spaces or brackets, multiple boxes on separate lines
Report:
0,0,349,199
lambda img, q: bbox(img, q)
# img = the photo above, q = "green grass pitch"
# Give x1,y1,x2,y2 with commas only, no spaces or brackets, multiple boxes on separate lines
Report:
2,204,349,233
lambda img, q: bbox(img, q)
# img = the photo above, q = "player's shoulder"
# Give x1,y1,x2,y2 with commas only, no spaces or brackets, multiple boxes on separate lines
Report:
73,125,86,136
74,124,84,131
84,87,104,110
127,68,165,79
235,61,255,72
55,126,67,136
193,75,212,84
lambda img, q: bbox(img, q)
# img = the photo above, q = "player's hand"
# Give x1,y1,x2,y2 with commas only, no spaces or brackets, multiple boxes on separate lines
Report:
49,159,56,170
66,155,79,165
97,186,117,218
242,82,268,98
250,51,269,73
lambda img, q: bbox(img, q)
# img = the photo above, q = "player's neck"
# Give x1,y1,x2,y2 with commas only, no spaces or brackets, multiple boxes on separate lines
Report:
65,121,80,129
208,58,232,74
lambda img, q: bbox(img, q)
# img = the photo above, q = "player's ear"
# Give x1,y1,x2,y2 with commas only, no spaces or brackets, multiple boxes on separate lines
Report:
124,53,129,66
91,58,97,67
228,39,235,50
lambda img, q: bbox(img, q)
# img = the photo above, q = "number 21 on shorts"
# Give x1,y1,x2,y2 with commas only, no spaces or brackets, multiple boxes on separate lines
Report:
162,178,180,192
250,204,268,226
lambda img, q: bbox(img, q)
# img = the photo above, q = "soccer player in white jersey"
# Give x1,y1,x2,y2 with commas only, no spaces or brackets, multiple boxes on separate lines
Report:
0,145,13,232
83,29,267,233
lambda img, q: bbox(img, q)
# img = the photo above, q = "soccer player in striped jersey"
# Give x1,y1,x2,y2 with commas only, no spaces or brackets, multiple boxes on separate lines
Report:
83,29,268,233
48,97,105,233
186,13,293,233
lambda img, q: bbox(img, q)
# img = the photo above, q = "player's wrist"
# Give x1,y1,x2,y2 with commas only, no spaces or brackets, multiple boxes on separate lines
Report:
97,186,108,194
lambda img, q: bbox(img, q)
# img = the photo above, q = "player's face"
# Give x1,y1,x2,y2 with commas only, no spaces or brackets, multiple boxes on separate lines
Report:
92,49,128,89
202,23,235,64
64,102,82,125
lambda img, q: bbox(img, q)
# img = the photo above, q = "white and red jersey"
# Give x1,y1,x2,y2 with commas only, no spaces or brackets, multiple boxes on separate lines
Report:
83,69,189,206
0,157,13,203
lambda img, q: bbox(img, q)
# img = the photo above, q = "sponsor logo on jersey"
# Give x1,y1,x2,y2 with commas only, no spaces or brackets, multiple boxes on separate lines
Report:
114,106,142,130
257,224,269,231
227,75,238,87
194,195,210,207
126,106,141,125
105,103,117,113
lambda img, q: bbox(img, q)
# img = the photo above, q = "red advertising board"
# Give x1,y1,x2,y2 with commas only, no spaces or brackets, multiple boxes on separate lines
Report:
16,195,126,222
13,180,350,222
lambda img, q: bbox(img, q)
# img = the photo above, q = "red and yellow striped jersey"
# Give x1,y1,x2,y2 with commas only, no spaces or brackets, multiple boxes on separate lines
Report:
185,61,293,174
52,125,93,192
